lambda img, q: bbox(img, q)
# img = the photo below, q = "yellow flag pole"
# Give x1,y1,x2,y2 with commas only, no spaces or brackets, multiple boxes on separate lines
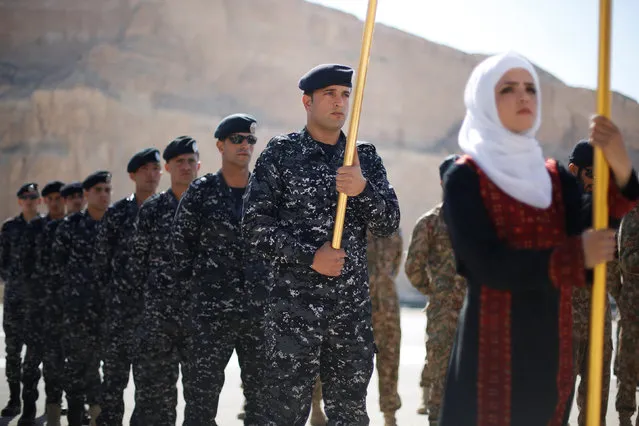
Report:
586,0,612,424
331,0,378,249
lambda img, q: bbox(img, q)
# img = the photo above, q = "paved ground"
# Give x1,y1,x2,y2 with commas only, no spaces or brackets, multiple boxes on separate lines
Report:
0,306,633,425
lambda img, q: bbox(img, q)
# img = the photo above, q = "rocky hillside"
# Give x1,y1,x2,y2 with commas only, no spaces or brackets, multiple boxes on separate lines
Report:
1,0,638,299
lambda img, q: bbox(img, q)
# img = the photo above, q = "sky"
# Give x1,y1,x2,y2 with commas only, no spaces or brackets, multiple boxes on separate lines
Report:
306,0,639,103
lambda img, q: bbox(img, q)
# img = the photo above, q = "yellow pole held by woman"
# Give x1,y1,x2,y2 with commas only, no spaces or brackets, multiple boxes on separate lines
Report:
331,0,378,249
587,0,612,424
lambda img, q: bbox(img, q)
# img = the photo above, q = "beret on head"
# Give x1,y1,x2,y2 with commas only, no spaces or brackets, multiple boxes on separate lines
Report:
163,135,199,162
41,181,65,197
569,140,594,168
60,182,83,198
83,171,111,190
298,64,353,93
214,113,257,140
127,148,161,173
439,154,461,180
16,182,39,198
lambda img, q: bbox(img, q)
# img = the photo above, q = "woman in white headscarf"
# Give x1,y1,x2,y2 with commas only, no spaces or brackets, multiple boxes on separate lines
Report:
439,52,638,426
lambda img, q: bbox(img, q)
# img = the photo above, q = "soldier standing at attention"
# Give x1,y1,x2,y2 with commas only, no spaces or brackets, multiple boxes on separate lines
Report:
17,181,65,426
93,148,161,426
0,183,42,418
405,155,466,426
52,171,112,426
616,203,639,425
310,229,403,426
41,181,86,426
568,140,617,426
242,64,400,425
172,114,268,426
132,136,200,426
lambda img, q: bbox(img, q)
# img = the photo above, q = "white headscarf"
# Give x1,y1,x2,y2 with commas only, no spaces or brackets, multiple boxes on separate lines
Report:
459,51,552,209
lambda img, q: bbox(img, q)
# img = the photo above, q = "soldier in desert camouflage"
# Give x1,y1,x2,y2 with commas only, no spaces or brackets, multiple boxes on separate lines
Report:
405,154,466,426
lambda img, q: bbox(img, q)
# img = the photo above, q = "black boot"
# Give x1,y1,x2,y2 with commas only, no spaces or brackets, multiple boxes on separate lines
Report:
66,400,84,426
16,400,36,425
1,382,21,417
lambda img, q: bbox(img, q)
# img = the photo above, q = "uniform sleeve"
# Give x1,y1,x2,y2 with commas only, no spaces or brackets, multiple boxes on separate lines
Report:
405,215,433,295
443,163,584,292
131,205,152,289
0,222,11,282
242,140,319,266
385,231,403,279
51,221,72,280
92,210,115,295
352,144,401,237
18,222,37,283
618,205,639,275
172,184,203,282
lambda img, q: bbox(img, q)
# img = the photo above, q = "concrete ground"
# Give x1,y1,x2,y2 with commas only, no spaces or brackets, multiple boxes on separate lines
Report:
0,306,633,425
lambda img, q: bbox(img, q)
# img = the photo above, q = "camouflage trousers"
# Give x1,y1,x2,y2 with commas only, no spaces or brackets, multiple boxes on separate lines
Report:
263,298,374,426
134,317,194,426
42,305,66,405
421,299,460,422
310,303,401,415
573,307,613,426
22,314,63,404
100,321,141,426
62,318,101,406
3,299,25,386
184,312,265,426
616,319,639,419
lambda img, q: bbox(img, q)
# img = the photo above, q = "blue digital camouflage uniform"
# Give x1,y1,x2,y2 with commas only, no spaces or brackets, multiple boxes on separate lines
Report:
130,189,195,426
93,194,143,426
172,171,269,426
242,129,400,425
51,210,103,423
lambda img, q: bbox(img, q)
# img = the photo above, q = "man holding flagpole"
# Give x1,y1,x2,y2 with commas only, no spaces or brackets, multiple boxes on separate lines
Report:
242,63,400,425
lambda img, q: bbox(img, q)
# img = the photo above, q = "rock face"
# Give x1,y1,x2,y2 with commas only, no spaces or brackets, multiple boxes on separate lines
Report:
2,0,639,299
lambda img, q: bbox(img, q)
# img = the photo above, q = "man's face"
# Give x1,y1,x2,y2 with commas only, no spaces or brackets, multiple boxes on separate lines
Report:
44,193,65,217
130,163,162,194
217,133,255,168
303,85,351,132
65,193,85,214
18,192,40,215
165,153,200,186
85,183,112,211
569,163,593,192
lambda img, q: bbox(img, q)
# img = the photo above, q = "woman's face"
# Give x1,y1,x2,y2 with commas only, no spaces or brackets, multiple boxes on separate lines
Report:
494,68,538,134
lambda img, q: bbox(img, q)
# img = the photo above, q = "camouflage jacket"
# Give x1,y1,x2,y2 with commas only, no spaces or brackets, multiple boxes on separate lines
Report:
0,213,33,303
93,194,142,320
618,203,639,317
367,229,402,311
52,210,103,322
172,171,269,317
19,214,54,315
242,129,400,308
40,218,65,317
405,203,465,309
130,189,186,324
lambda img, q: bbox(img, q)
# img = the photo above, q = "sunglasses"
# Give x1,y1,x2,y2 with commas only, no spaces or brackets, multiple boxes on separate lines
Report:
228,134,257,145
581,167,593,179
19,194,39,200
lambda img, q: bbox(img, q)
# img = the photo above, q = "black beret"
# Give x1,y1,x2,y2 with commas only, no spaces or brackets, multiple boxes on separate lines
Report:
127,148,161,173
214,113,257,140
16,182,39,198
569,140,593,168
439,154,460,180
60,182,83,198
298,64,353,93
82,171,112,190
163,135,199,162
41,181,65,197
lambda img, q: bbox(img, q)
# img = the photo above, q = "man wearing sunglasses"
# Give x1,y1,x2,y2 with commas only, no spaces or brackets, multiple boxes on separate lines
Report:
568,139,620,425
0,183,42,418
242,64,400,425
172,113,268,425
16,181,66,425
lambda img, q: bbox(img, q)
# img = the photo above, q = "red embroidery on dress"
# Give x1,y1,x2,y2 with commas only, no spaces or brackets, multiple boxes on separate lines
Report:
461,156,574,426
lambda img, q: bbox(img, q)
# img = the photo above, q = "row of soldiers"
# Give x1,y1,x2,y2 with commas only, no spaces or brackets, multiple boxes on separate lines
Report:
409,139,639,426
0,63,407,426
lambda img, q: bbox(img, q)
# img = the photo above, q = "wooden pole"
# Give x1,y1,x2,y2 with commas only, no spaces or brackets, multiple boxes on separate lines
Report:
331,0,378,249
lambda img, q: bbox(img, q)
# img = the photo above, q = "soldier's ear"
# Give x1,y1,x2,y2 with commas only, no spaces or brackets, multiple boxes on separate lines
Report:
164,162,170,173
216,139,224,153
302,94,313,112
